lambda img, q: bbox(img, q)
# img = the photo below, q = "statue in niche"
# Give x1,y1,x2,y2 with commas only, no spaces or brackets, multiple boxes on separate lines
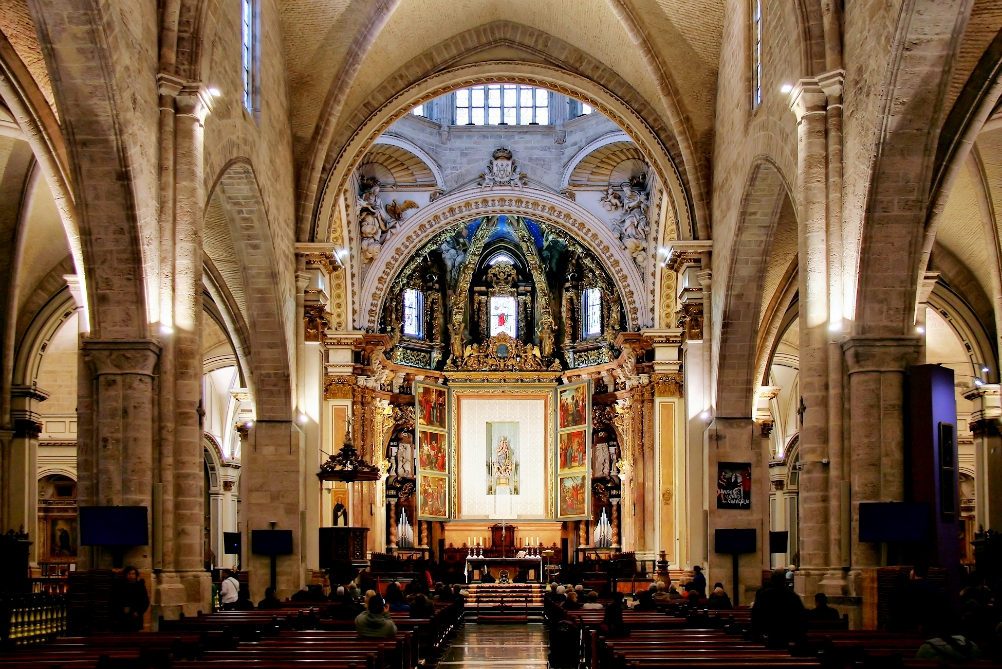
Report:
358,177,396,262
396,433,415,479
439,231,470,287
481,147,527,189
600,185,624,212
616,175,651,266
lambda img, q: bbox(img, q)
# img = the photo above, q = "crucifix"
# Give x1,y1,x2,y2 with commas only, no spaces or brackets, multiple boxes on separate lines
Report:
500,520,507,558
797,396,806,427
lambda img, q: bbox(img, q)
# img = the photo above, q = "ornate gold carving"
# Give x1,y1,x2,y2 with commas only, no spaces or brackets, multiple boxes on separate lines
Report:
760,421,774,437
676,303,704,341
486,262,517,294
651,372,683,397
304,305,331,342
325,375,357,399
659,268,677,328
393,347,432,368
447,332,560,373
392,405,415,432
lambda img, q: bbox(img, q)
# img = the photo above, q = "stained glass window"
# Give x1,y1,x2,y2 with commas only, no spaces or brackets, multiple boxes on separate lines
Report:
583,288,602,337
489,295,518,338
403,289,424,338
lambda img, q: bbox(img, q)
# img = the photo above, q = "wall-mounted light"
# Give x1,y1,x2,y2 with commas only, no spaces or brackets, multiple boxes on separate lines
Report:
297,413,309,424
160,324,174,335
208,87,222,98
915,326,925,334
780,83,794,94
975,378,985,387
700,410,712,421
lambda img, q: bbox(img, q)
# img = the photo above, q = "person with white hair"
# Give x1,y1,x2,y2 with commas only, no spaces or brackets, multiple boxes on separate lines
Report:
635,582,657,610
328,584,363,620
554,585,567,604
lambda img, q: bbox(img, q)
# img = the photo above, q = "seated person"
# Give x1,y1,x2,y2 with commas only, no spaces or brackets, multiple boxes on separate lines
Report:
355,596,397,638
385,582,410,612
599,600,627,638
653,581,671,605
708,586,732,610
582,591,604,609
563,591,582,610
232,586,255,610
257,587,283,609
328,586,363,620
552,585,567,604
290,587,313,602
667,585,684,601
409,593,436,618
634,583,657,611
807,592,842,621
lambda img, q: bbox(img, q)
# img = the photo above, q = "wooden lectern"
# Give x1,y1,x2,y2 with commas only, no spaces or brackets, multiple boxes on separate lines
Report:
319,527,369,568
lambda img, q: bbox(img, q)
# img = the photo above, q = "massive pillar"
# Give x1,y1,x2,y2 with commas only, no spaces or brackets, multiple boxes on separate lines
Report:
842,337,921,579
78,340,161,571
9,385,47,563
966,384,1002,532
790,80,831,587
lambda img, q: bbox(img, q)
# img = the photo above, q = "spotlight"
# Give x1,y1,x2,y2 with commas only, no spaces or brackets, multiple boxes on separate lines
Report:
700,410,712,421
982,365,990,374
208,87,222,98
828,322,841,333
244,420,254,429
975,378,985,387
160,325,174,335
915,326,925,334
780,83,794,94
297,413,309,424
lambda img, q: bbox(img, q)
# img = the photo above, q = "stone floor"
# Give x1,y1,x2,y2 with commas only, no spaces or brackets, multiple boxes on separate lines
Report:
435,623,549,668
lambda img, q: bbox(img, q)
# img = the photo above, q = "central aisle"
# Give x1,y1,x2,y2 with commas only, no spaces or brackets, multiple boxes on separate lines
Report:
437,623,549,668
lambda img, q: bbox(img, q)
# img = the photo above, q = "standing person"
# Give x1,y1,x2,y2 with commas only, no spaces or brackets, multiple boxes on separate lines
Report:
692,566,707,597
219,569,240,610
113,567,149,632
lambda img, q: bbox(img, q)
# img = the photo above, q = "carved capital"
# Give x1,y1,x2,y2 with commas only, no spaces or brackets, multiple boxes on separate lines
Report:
325,375,357,400
676,303,704,341
789,79,827,122
175,85,212,123
841,336,921,374
651,372,683,397
304,304,331,342
82,339,161,377
816,69,845,107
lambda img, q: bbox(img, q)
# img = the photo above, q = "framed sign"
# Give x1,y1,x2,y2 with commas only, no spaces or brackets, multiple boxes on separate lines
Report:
555,380,590,520
416,382,450,519
716,461,752,510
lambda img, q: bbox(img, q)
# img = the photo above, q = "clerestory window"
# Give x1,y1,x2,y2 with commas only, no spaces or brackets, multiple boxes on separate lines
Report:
241,0,257,115
752,0,763,110
455,85,550,126
403,289,424,338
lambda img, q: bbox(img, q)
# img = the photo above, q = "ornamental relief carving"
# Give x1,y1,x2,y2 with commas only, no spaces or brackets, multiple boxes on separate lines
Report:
359,190,648,332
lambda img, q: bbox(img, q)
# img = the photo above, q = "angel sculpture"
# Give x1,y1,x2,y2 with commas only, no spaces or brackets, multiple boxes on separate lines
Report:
600,185,624,212
358,179,396,262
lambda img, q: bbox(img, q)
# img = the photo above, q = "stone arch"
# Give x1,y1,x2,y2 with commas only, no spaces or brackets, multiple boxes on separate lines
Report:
559,132,634,189
928,283,999,382
203,434,224,494
369,136,445,190
853,0,982,337
25,0,153,339
357,187,650,330
205,160,292,421
11,287,76,388
755,267,799,389
716,158,794,418
304,22,701,246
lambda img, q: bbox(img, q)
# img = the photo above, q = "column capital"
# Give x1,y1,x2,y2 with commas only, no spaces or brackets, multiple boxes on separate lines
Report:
175,85,212,123
789,79,827,122
841,336,921,373
156,73,185,101
817,70,845,106
663,240,712,272
917,271,940,306
81,339,161,376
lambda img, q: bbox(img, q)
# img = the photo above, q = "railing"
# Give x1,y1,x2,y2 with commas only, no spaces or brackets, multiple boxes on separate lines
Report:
0,593,67,646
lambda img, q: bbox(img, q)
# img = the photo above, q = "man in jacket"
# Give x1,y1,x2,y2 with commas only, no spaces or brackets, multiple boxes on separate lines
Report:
356,596,398,638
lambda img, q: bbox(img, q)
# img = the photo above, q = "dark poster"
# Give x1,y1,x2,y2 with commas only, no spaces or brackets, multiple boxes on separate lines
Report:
716,461,752,510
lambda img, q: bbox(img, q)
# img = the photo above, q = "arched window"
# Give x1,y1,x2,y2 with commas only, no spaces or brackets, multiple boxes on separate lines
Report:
488,252,516,266
751,0,763,110
403,289,424,338
412,104,425,117
455,85,549,126
489,295,518,338
241,0,257,114
582,288,602,338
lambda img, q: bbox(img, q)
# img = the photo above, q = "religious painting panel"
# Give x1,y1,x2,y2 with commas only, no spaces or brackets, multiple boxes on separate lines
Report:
486,421,520,495
557,474,587,519
558,428,587,472
417,384,448,429
558,383,588,429
716,461,752,510
418,430,448,473
47,517,78,560
418,474,449,520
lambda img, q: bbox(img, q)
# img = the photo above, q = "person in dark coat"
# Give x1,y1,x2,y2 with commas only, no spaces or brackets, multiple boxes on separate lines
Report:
114,566,150,632
807,593,841,621
692,566,707,597
751,569,807,647
409,593,436,618
328,586,364,620
708,586,732,610
634,583,657,611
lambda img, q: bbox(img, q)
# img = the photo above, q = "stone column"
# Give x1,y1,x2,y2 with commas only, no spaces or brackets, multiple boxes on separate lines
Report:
9,385,47,563
610,498,620,548
79,340,161,570
790,80,831,583
965,384,1002,531
161,85,213,617
841,337,920,577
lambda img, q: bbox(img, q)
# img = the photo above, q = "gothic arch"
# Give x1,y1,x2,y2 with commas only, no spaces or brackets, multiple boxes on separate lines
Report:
357,187,650,331
304,22,700,247
205,160,292,421
716,158,794,418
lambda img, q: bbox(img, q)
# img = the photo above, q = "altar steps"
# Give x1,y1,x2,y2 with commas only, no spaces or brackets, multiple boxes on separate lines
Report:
466,583,545,622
